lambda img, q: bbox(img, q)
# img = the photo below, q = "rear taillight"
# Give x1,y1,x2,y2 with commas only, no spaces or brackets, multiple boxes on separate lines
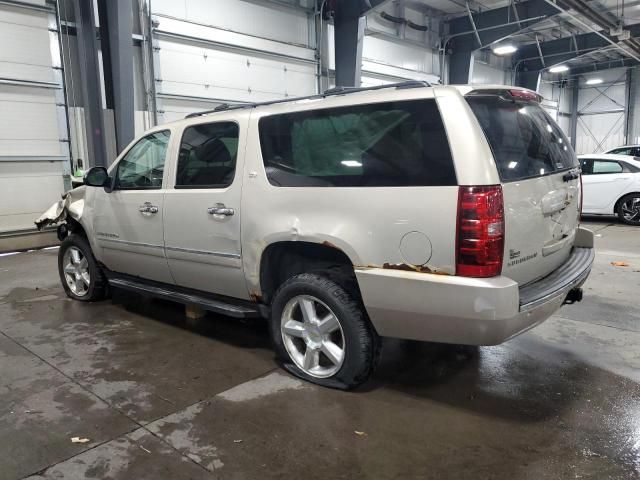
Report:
579,173,584,216
456,185,505,278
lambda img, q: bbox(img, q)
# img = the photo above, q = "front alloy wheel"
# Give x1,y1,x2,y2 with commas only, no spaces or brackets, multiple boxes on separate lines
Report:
281,295,345,378
62,246,91,297
58,234,109,301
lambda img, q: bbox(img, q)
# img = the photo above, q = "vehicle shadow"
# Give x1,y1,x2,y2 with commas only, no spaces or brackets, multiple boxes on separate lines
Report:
358,335,603,424
110,289,613,426
110,288,272,351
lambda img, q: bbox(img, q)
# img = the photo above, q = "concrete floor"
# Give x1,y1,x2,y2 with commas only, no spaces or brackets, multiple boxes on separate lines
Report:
1,218,639,480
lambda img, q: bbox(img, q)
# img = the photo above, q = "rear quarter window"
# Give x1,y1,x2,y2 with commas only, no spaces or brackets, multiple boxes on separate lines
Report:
466,95,578,182
258,99,456,187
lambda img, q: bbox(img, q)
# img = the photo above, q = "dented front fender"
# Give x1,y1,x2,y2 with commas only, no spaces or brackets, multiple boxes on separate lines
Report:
34,186,87,230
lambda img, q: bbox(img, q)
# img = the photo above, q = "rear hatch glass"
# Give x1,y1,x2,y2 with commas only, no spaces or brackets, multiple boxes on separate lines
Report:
466,92,581,285
466,94,577,182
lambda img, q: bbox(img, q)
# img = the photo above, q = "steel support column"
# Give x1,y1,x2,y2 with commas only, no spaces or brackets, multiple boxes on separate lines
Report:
102,0,135,154
449,51,474,84
515,70,540,90
570,80,579,149
334,2,365,87
624,68,633,144
73,0,107,168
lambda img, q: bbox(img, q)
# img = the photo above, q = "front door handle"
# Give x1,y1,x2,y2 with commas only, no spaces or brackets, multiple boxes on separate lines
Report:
207,203,234,216
139,202,159,215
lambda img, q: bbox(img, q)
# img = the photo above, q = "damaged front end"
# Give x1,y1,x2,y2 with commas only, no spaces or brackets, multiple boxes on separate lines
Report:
34,186,86,240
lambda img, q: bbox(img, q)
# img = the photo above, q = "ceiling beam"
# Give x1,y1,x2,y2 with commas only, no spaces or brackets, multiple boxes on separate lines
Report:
447,0,560,51
514,23,640,71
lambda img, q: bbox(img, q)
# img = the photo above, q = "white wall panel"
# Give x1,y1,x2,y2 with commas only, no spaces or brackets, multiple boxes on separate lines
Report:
0,162,65,232
0,12,53,83
575,67,629,154
576,112,625,154
471,61,508,85
0,3,68,234
152,0,311,47
326,24,440,84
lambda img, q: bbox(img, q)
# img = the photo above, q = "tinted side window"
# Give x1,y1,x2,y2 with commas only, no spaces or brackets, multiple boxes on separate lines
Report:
176,122,239,188
258,99,456,187
610,147,632,155
116,131,170,189
592,160,623,174
579,158,592,174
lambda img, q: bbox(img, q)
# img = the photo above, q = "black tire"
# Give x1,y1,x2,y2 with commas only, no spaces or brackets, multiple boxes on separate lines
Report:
58,234,109,301
616,193,640,225
270,273,379,390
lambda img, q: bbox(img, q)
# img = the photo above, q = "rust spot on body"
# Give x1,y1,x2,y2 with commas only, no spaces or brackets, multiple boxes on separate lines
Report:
322,240,339,250
249,292,262,303
382,263,432,273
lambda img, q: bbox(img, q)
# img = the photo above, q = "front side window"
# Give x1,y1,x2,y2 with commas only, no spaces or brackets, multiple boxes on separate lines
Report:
115,130,170,189
175,122,239,188
258,99,456,187
592,160,623,174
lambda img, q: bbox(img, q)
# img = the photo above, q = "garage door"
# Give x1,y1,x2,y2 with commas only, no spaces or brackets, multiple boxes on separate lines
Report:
0,1,70,234
150,0,318,123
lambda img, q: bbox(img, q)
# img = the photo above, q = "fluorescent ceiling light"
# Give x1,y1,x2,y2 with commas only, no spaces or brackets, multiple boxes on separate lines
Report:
586,78,603,85
492,44,517,55
549,65,569,73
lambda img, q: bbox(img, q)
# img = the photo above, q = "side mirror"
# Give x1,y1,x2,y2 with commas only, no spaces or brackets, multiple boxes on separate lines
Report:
83,166,110,188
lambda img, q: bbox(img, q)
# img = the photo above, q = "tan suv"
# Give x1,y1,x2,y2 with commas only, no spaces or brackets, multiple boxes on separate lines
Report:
37,82,594,389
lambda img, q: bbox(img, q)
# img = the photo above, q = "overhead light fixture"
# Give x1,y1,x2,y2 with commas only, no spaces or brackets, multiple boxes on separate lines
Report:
586,78,603,85
492,44,518,55
549,65,569,73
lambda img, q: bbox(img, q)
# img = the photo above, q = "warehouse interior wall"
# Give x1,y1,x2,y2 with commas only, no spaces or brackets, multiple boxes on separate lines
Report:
0,0,70,236
471,50,512,85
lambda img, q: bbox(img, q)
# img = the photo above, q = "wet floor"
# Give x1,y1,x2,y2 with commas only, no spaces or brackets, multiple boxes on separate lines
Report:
0,219,639,479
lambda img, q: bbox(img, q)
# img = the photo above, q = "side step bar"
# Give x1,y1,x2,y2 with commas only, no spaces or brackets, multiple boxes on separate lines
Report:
108,277,261,319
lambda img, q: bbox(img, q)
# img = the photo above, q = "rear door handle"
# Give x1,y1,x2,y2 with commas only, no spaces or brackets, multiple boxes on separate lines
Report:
139,202,159,215
207,203,234,216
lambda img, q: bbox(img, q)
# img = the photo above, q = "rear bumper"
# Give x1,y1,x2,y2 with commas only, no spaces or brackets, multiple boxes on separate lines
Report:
355,228,594,345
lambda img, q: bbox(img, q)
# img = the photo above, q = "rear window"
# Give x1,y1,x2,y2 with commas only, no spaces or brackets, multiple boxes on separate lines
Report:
258,99,456,187
466,95,578,182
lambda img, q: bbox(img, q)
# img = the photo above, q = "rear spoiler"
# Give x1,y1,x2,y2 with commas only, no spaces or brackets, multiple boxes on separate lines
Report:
465,88,543,103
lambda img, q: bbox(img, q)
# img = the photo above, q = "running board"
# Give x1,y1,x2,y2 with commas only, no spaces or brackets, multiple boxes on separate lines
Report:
107,277,261,319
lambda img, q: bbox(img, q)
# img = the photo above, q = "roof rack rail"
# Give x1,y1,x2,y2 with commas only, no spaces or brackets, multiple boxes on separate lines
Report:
184,80,432,119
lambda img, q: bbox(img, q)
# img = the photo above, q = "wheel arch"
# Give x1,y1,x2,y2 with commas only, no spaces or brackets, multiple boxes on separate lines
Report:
257,240,362,304
614,191,640,214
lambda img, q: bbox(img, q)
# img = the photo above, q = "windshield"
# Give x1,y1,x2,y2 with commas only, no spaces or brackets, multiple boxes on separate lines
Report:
466,95,578,182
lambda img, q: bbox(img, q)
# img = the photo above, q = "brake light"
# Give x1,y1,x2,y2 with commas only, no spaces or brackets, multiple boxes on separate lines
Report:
456,185,505,277
579,172,584,216
508,89,541,102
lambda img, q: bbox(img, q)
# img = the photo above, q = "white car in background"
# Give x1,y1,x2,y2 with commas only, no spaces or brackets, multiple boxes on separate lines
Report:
579,154,640,225
605,145,640,157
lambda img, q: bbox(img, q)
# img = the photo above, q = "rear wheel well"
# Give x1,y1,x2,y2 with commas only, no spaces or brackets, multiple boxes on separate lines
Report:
614,192,640,214
259,241,361,304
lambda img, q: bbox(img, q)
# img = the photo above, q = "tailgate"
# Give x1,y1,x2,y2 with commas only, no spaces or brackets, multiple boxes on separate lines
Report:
466,91,581,285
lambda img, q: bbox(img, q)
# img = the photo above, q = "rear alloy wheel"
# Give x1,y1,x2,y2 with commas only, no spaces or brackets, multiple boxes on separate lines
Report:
617,194,640,225
281,295,346,378
270,273,379,390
